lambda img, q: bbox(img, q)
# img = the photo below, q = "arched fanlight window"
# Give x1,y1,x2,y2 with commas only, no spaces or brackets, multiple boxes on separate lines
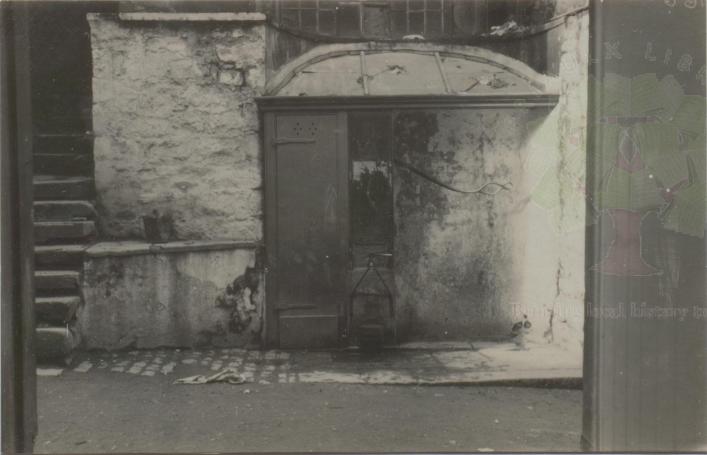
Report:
265,43,559,98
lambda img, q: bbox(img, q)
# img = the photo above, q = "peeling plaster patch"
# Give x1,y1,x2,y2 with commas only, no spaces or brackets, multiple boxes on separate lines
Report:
215,266,260,333
218,67,245,86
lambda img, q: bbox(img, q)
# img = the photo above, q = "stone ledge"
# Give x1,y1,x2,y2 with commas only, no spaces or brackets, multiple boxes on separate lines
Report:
85,240,260,258
116,12,267,22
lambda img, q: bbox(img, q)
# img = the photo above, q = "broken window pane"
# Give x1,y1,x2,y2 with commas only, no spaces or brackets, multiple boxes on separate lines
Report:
362,5,389,38
487,0,514,29
337,3,361,37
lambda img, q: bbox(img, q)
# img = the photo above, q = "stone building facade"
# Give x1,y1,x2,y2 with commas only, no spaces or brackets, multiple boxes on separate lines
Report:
73,1,589,353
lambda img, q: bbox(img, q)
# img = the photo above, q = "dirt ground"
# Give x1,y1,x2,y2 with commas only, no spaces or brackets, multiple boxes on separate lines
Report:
36,370,582,453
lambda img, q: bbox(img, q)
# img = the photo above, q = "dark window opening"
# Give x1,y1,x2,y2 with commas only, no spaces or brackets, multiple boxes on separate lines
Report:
349,111,394,269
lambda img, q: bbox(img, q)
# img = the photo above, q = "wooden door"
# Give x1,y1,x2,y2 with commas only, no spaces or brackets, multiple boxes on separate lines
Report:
264,112,349,348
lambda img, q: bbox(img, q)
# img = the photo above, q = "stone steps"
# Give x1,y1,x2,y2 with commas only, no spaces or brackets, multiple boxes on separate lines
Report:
35,244,87,270
35,296,80,326
34,200,97,221
33,130,95,365
34,175,94,201
35,270,80,293
35,326,78,364
34,220,96,245
34,153,92,176
34,133,93,156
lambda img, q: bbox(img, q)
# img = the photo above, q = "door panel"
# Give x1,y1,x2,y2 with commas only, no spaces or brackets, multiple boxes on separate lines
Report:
265,112,348,348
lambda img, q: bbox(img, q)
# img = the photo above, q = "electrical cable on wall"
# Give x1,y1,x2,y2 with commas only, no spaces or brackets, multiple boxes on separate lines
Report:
393,158,513,196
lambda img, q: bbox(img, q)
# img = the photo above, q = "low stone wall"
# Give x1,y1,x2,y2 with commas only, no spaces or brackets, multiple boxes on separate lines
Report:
78,241,263,350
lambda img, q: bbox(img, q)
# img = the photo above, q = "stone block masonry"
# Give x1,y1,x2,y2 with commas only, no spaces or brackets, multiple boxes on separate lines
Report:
88,14,266,241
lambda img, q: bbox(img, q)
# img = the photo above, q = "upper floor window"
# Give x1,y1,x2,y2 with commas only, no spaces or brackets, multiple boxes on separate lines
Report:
273,0,454,39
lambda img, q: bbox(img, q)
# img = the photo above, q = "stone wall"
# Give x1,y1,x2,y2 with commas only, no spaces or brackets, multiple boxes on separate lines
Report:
87,12,588,348
78,242,262,349
88,14,265,241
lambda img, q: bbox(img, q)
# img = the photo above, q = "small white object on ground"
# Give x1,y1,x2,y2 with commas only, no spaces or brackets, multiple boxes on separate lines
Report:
174,368,246,385
160,362,176,375
73,361,93,373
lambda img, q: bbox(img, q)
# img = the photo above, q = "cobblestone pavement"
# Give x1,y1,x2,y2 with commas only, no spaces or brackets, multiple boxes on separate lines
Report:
41,342,582,385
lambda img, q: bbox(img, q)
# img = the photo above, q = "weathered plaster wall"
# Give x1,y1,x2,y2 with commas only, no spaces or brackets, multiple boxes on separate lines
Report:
392,13,588,346
78,243,262,349
519,12,588,350
393,109,530,340
89,15,265,240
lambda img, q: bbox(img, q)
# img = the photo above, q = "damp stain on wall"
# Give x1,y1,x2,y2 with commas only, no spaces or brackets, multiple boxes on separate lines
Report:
392,109,527,341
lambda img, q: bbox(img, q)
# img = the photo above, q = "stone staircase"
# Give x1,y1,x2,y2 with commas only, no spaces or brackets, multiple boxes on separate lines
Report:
33,135,97,364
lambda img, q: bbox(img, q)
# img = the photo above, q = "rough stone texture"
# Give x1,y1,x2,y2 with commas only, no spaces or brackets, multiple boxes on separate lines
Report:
89,15,265,241
393,109,529,340
78,245,262,349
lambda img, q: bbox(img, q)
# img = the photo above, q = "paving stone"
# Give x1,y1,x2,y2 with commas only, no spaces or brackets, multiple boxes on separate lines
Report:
65,344,581,386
